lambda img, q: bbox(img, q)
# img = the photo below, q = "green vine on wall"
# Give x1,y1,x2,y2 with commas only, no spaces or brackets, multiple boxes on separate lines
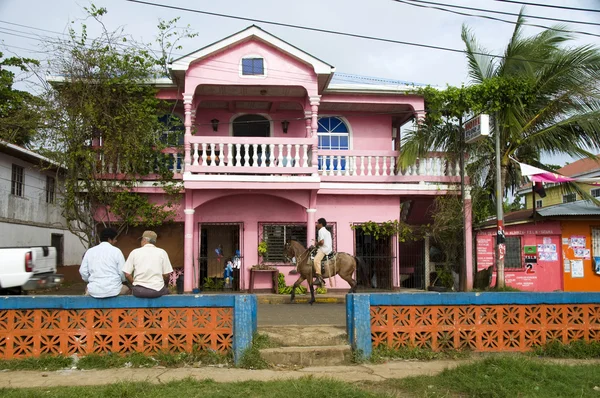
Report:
351,220,427,242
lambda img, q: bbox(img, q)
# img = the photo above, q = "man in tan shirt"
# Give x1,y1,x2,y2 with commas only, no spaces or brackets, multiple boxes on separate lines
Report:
123,230,173,298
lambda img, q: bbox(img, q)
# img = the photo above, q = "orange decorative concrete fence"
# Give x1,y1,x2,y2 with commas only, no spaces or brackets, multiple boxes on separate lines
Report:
346,293,600,359
0,295,257,364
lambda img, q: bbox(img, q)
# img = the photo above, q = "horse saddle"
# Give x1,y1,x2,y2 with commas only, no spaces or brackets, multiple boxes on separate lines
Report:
310,249,336,274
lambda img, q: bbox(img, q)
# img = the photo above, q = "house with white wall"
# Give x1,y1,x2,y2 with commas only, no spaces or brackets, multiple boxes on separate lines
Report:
0,141,86,266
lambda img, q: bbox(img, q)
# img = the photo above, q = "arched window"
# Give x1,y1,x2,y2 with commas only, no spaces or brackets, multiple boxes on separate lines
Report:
317,117,350,150
318,117,350,171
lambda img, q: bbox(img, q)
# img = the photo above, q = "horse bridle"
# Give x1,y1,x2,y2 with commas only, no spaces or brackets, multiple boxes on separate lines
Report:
284,242,311,265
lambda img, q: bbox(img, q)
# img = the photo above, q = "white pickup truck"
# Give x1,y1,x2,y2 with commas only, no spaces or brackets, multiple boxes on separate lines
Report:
0,247,64,294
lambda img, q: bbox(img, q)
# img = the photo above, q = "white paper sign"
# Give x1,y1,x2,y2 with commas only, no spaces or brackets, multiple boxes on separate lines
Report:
564,260,571,273
562,238,569,245
571,260,584,278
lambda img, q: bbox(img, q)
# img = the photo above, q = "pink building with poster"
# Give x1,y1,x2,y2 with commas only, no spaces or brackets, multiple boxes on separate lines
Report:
106,26,471,292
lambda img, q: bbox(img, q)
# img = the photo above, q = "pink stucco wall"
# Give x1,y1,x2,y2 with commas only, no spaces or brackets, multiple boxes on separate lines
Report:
186,40,318,96
192,192,401,291
476,221,563,292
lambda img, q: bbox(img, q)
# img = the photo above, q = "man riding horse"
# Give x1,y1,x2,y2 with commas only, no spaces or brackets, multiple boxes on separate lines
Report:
312,218,332,288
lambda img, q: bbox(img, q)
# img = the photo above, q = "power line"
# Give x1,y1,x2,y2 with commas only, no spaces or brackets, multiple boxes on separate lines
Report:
399,0,600,27
0,22,427,88
392,0,600,39
493,0,600,14
124,0,598,69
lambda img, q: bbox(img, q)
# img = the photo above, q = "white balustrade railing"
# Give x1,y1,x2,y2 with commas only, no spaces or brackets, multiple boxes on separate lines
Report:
317,150,463,179
187,136,314,173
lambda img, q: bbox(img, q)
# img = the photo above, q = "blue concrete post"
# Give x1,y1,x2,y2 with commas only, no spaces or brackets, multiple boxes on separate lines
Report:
348,294,371,360
233,295,257,364
346,293,354,345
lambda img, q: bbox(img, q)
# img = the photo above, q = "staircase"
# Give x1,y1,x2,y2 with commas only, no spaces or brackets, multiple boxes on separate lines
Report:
258,325,352,367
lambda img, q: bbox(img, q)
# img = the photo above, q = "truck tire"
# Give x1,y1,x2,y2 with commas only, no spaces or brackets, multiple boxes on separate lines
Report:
0,287,24,295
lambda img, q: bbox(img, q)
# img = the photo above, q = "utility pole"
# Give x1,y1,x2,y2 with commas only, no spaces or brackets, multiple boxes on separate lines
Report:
459,117,467,292
494,114,505,288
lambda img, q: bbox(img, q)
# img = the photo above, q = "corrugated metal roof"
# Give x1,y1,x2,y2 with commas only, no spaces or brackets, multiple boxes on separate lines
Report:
537,201,600,217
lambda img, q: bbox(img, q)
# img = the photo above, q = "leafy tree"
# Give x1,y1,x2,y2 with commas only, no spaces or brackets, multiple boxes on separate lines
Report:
401,11,600,287
37,6,188,247
0,53,43,145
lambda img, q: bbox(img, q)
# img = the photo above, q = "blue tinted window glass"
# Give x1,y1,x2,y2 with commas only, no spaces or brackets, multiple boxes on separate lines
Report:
317,117,350,150
242,58,264,75
242,59,253,75
331,136,339,149
340,136,349,149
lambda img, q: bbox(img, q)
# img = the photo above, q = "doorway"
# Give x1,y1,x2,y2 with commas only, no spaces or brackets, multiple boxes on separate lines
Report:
199,224,242,291
51,233,64,266
232,114,270,166
398,239,426,289
355,229,394,290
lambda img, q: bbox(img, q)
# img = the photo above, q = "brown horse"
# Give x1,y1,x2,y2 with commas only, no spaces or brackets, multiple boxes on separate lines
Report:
283,240,359,305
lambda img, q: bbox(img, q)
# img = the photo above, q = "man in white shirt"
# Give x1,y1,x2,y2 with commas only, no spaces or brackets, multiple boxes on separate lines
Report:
123,230,173,298
80,228,129,298
313,218,333,287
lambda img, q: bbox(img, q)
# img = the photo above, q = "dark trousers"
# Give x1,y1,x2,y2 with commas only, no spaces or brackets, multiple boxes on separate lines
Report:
132,284,170,298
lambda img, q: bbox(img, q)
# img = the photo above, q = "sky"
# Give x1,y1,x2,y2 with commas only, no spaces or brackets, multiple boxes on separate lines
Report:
1,0,599,165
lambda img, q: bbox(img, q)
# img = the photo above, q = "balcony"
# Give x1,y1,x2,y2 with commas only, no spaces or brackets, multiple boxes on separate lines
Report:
317,150,461,183
186,136,316,176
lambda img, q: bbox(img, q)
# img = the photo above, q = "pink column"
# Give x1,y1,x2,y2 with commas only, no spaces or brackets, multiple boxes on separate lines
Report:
306,190,318,247
465,198,474,290
309,96,320,174
183,191,195,292
183,94,193,169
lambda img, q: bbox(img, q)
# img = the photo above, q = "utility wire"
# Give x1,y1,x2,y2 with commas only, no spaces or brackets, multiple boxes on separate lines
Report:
399,0,600,27
0,23,428,87
392,0,600,39
124,0,599,69
493,0,600,14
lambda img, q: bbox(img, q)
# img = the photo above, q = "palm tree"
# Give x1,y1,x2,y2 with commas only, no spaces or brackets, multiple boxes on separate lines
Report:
401,12,600,287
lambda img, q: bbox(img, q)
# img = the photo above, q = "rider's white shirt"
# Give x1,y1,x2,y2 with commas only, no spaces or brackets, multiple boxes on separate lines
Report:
318,227,333,255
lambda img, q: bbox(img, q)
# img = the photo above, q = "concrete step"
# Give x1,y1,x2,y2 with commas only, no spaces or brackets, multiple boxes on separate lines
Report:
259,344,352,367
259,325,347,347
257,294,346,304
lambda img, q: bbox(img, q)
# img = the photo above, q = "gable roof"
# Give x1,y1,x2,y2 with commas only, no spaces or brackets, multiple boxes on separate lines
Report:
0,141,62,171
170,25,335,75
557,155,600,178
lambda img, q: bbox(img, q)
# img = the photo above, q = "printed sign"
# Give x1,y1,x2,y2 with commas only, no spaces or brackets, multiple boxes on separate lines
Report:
464,114,490,144
570,236,586,248
524,245,537,254
571,260,585,278
574,248,591,259
539,252,558,262
476,235,495,271
564,259,571,273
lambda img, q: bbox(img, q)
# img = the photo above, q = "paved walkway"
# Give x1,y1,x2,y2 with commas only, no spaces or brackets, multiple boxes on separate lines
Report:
0,361,467,388
258,303,346,326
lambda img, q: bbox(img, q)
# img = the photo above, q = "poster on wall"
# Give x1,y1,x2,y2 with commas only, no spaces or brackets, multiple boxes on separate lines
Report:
564,259,571,273
562,238,569,245
571,260,585,278
595,257,600,275
574,248,591,259
539,252,558,261
570,236,587,248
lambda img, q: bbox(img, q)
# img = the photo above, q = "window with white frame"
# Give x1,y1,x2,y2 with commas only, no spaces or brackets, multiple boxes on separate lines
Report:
46,176,55,204
591,188,600,198
260,223,336,263
11,164,24,197
241,58,264,76
317,117,350,172
535,199,543,208
563,193,577,203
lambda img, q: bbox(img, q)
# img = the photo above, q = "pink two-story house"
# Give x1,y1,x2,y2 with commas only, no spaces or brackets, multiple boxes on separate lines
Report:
117,25,472,292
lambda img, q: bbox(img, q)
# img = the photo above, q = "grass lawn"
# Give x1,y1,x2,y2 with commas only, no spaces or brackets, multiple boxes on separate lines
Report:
371,356,600,398
2,356,600,397
0,377,382,398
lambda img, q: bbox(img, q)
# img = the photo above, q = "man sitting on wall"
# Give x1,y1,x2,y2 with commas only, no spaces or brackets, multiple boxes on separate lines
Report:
312,218,332,287
123,230,173,298
79,228,130,298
